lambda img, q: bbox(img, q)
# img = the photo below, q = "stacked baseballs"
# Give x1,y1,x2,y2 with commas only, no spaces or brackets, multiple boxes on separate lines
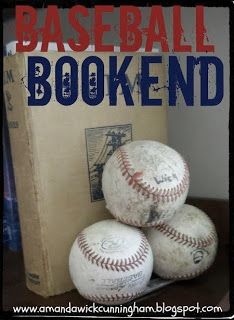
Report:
69,140,218,305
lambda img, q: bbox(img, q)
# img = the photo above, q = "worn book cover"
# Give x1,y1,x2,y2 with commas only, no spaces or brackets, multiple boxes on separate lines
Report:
3,51,168,296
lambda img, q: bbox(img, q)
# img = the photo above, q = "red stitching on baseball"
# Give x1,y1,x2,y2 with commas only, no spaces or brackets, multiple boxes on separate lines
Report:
77,230,150,272
109,218,216,249
116,147,189,204
153,222,217,249
81,291,142,304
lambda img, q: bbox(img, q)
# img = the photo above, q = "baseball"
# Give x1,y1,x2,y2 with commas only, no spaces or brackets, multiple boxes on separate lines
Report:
102,140,189,227
69,219,153,305
144,204,218,280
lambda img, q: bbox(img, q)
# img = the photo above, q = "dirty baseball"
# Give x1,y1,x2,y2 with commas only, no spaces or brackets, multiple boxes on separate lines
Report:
102,140,190,227
69,219,153,305
144,204,218,280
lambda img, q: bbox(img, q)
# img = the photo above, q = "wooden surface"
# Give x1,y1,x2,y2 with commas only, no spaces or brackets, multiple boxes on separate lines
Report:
2,198,230,313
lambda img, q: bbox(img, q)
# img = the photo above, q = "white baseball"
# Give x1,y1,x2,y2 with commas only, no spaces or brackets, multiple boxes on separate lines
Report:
102,140,189,227
144,204,218,280
69,219,153,305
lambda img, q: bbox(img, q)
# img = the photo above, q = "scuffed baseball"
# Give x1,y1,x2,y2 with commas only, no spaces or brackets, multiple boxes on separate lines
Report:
144,204,218,280
69,219,153,305
102,140,189,227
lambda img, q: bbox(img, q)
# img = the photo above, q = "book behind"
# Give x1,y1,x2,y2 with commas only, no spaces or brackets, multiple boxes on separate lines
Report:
3,51,168,297
3,102,21,251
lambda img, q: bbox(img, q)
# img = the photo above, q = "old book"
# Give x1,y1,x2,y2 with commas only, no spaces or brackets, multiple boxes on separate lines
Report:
3,45,21,252
3,102,21,251
3,51,168,297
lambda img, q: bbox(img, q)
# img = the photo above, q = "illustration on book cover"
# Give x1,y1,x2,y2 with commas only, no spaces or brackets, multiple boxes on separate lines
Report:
85,124,132,202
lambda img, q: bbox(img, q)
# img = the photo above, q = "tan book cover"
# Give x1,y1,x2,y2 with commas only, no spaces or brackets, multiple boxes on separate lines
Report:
3,51,168,297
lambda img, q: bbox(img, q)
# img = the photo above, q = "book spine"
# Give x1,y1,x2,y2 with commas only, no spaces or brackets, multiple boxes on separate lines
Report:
3,54,52,297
